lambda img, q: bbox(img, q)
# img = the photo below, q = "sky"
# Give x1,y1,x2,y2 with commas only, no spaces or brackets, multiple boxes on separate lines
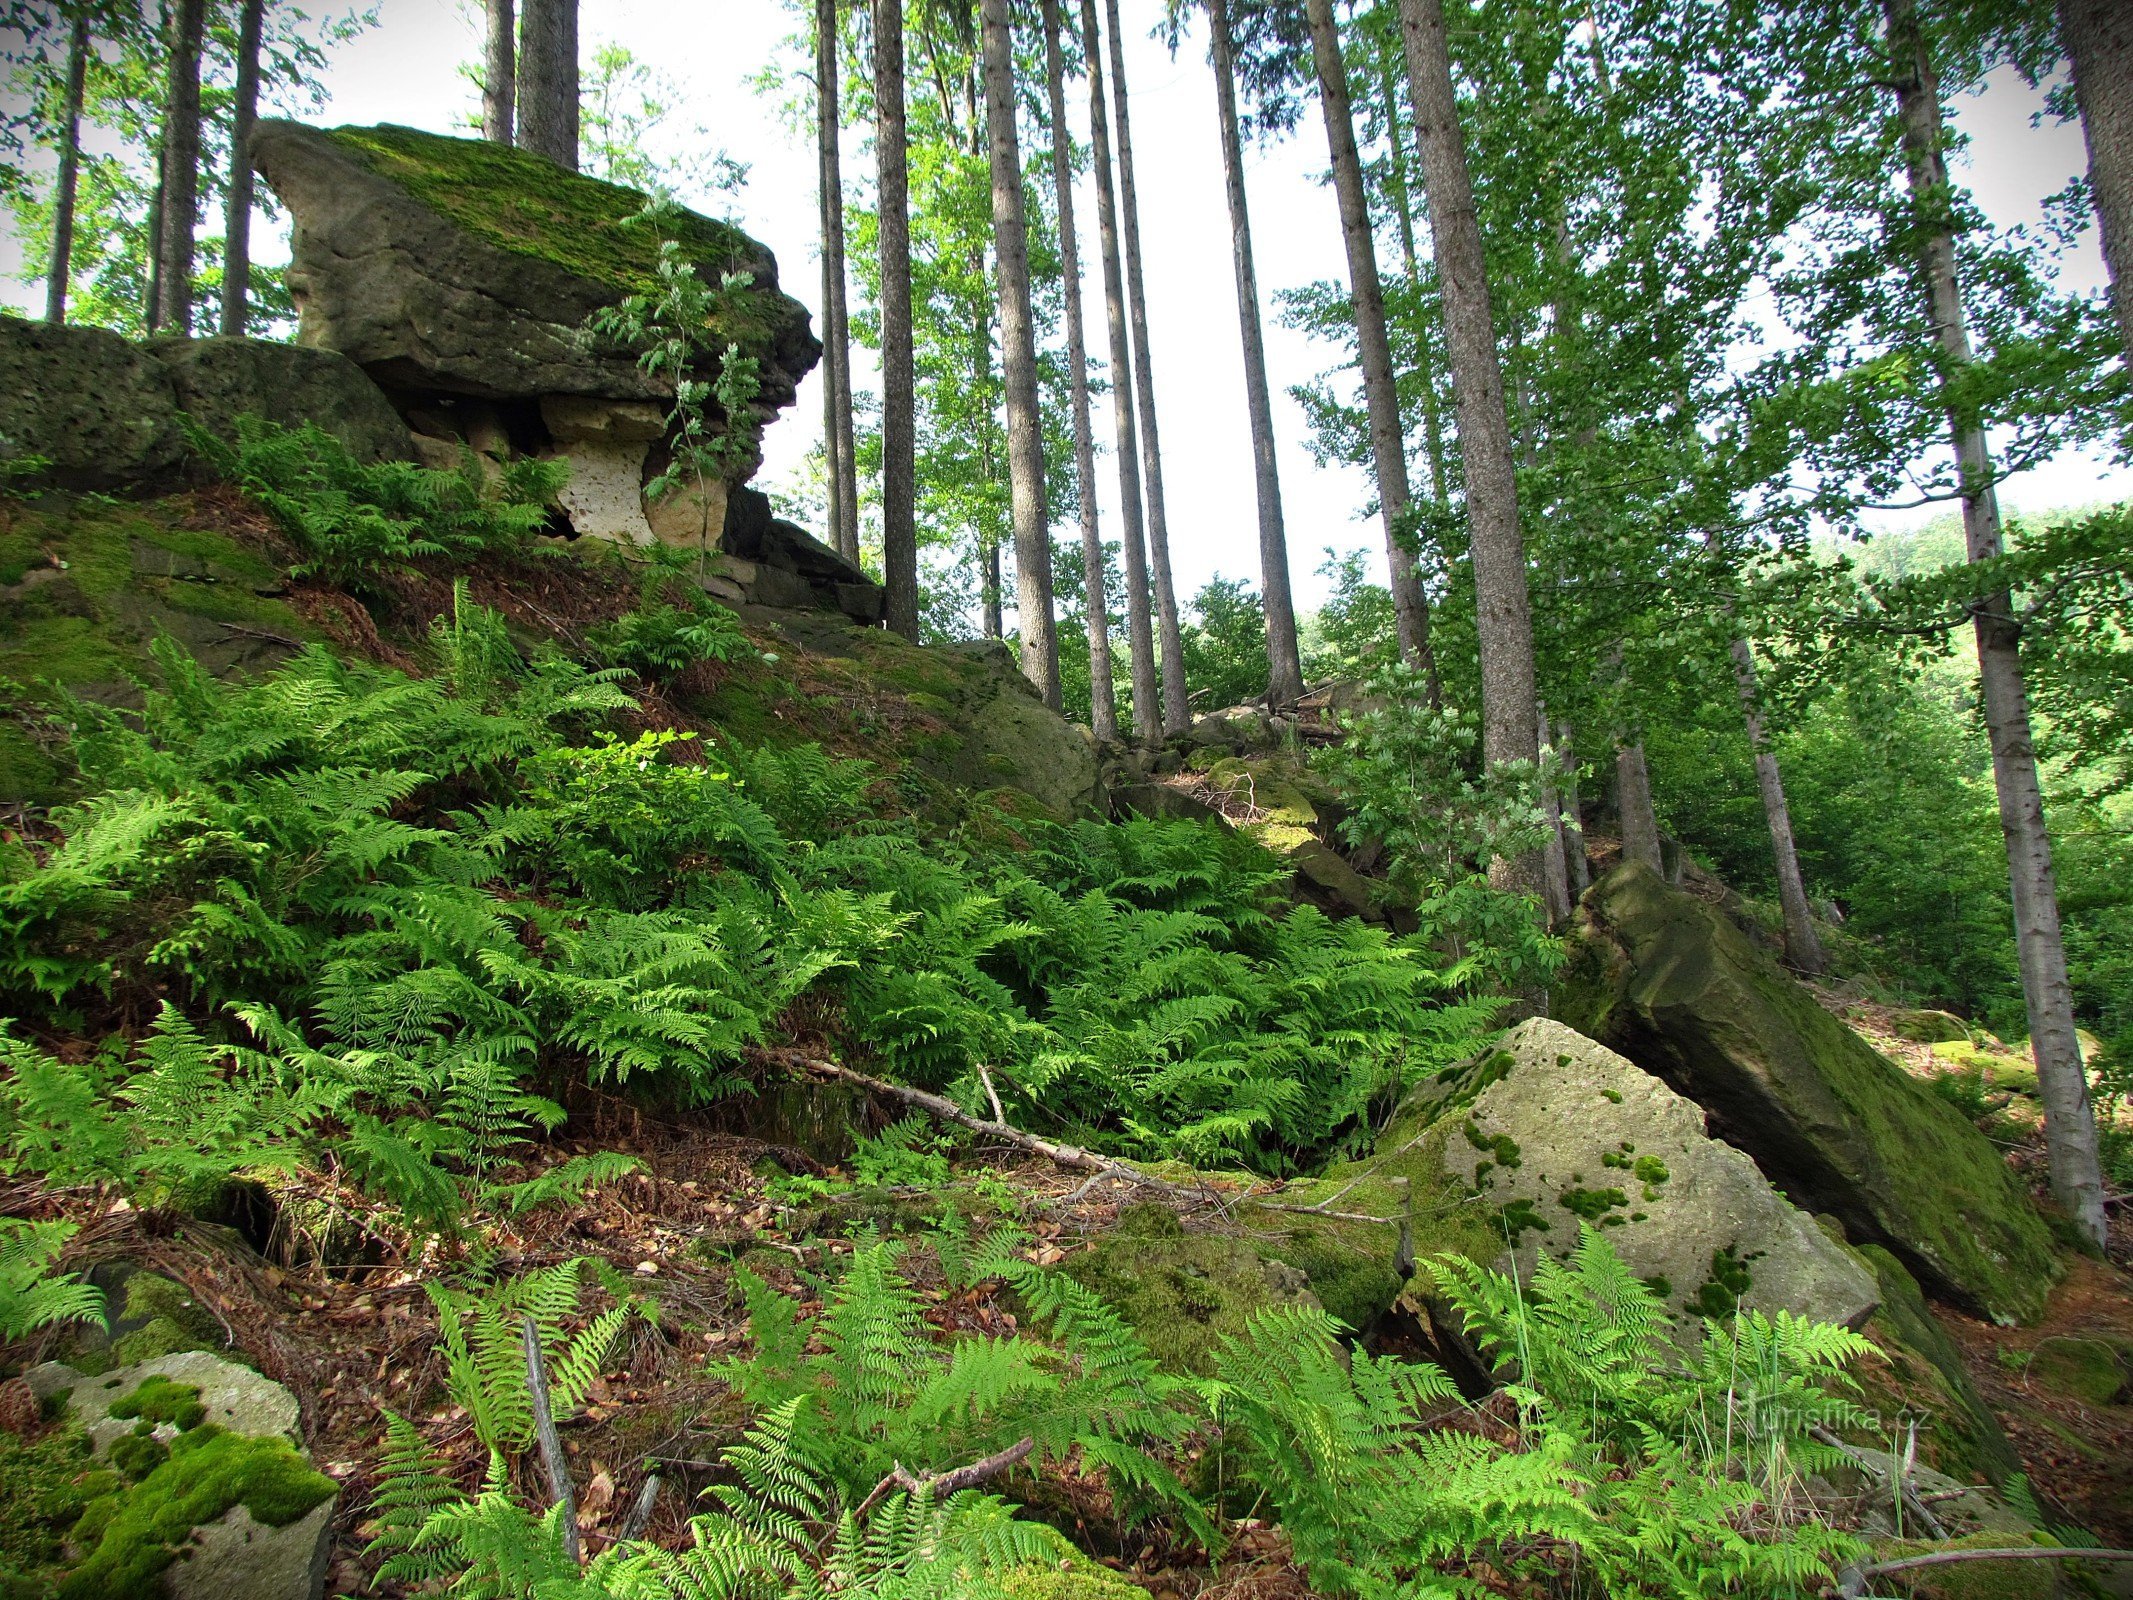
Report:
3,0,2127,613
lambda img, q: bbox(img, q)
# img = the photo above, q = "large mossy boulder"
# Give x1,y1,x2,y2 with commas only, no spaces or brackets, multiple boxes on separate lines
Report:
1559,862,2059,1323
149,334,413,465
0,316,186,492
1408,1018,1881,1328
250,120,818,411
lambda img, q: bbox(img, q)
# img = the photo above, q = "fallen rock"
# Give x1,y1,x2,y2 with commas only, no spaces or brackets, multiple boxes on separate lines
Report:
0,314,186,491
1413,1017,1881,1328
1559,863,2059,1323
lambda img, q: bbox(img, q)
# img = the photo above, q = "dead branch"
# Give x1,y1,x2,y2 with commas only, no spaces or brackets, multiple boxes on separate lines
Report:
1836,1546,2133,1597
522,1312,582,1566
854,1435,1036,1520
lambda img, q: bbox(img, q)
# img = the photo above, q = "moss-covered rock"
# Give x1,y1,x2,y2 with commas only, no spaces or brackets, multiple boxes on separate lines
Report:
2020,1336,2130,1406
1563,863,2060,1323
0,1422,105,1587
1860,1534,2058,1600
0,316,186,492
1062,1204,1317,1375
1889,1009,1974,1045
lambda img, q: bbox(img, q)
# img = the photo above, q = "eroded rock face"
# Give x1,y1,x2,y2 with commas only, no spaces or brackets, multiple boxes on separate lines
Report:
149,334,414,464
249,120,817,413
1559,862,2059,1323
1415,1017,1881,1329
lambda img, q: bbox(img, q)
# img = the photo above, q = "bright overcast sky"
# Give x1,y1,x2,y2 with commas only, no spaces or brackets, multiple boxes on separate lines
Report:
5,0,2127,610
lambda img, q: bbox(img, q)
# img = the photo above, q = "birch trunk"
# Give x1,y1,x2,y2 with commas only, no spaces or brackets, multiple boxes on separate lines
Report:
1041,0,1119,739
1209,0,1303,708
817,0,861,564
1728,637,1826,974
43,12,88,324
219,0,264,336
482,0,516,144
152,0,206,335
1081,0,1161,740
1104,0,1188,731
876,0,920,640
1886,0,2106,1248
981,0,1061,707
517,0,578,170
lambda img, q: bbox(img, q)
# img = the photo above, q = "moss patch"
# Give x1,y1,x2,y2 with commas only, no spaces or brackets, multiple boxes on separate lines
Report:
1863,1534,2057,1600
1850,1243,2021,1486
108,1376,206,1433
0,1424,107,1583
61,1423,335,1600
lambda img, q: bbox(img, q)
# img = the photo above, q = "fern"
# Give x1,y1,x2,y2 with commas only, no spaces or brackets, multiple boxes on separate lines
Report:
0,1218,105,1344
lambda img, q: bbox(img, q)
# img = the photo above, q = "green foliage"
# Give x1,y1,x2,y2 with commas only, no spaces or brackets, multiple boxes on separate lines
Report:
186,416,565,590
580,601,751,680
1180,577,1272,712
108,1376,206,1433
0,1218,104,1344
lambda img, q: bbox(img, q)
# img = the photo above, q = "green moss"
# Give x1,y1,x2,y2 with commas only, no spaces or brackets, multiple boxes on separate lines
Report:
1691,1246,1755,1318
1864,1535,2056,1600
1600,1087,1623,1104
1559,1186,1629,1225
1000,1562,1147,1600
1851,1244,2020,1486
1632,1156,1670,1186
326,125,774,337
1462,1121,1521,1170
0,1423,102,1580
2021,1337,2129,1406
61,1424,336,1600
106,1429,169,1482
109,1376,206,1433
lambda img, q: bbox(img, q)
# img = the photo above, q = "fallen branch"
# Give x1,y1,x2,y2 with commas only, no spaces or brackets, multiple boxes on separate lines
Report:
523,1312,582,1566
621,1473,662,1542
1810,1425,1945,1542
777,1052,1193,1198
1835,1545,2133,1596
854,1435,1035,1520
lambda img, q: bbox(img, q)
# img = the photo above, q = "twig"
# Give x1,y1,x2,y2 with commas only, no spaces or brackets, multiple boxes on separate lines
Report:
216,621,304,648
854,1435,1035,1520
778,1052,1194,1198
621,1473,662,1542
1810,1426,1946,1541
522,1312,582,1566
976,1063,1007,1127
1835,1546,2133,1597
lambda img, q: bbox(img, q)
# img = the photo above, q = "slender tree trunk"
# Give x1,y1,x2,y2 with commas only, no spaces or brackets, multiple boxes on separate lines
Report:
1081,0,1160,740
43,12,88,324
1104,0,1188,731
821,229,844,557
817,0,861,564
1207,0,1304,709
1558,719,1589,896
876,0,920,640
2059,0,2133,363
483,0,516,144
976,308,1005,641
1727,636,1826,973
145,161,166,332
1397,0,1540,850
1041,0,1118,739
1615,739,1661,873
517,0,578,171
1537,702,1572,925
1305,0,1434,694
219,0,265,337
153,0,205,335
1886,0,2106,1248
981,0,1061,706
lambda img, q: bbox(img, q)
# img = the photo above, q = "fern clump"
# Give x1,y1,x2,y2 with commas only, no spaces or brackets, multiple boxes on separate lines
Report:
0,1218,105,1344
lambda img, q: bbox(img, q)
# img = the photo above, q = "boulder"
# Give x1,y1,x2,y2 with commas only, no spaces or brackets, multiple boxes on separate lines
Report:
0,314,186,491
42,1350,302,1452
166,1499,335,1600
249,120,817,412
1559,863,2059,1323
1413,1018,1881,1329
148,335,414,464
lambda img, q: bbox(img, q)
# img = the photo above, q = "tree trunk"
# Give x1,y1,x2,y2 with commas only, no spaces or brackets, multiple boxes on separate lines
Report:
981,0,1061,706
1885,0,2106,1248
153,0,206,335
1396,0,1540,834
817,0,861,565
517,0,578,171
219,0,265,336
1208,0,1303,710
43,11,88,324
1104,0,1188,731
483,0,516,144
1537,703,1572,926
1305,0,1433,691
1727,637,1826,973
1042,0,1119,739
876,0,920,640
821,225,843,557
1558,719,1589,896
976,307,1006,641
1081,0,1160,740
2059,0,2133,363
1615,740,1661,873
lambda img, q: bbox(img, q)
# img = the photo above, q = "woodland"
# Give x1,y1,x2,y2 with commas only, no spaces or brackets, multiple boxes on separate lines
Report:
0,0,2130,1597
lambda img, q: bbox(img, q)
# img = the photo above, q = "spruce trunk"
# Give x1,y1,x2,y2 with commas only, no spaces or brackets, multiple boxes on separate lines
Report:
43,12,88,324
1081,0,1161,740
1042,0,1119,739
219,0,264,336
1104,0,1188,731
483,0,516,144
1615,739,1661,873
2059,0,2133,362
981,0,1061,706
1886,0,2106,1248
153,0,206,335
517,0,578,170
817,0,861,564
876,0,920,640
1210,0,1302,709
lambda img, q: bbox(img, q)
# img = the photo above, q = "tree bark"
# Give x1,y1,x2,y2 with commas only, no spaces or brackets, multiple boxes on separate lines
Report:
1615,739,1662,873
517,0,578,171
1042,0,1118,738
981,0,1061,707
2059,0,2133,363
1885,0,2106,1248
1305,0,1432,690
1208,0,1303,710
1537,703,1572,926
1396,0,1540,860
153,0,206,335
876,0,920,640
1558,719,1589,896
817,0,861,565
43,11,88,324
1104,0,1188,731
219,0,265,337
821,225,844,558
1081,0,1161,741
1728,635,1826,973
482,0,516,144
